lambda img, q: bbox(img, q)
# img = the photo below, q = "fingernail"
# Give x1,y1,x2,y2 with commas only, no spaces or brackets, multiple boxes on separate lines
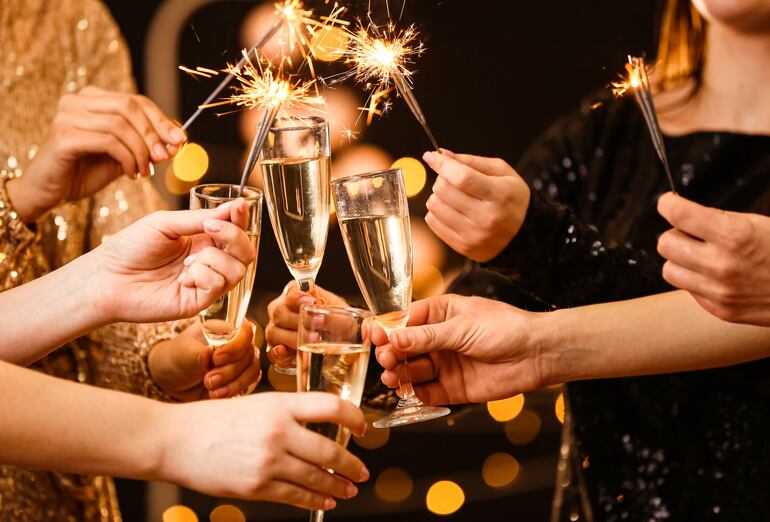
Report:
149,163,156,177
357,424,368,438
211,387,228,399
298,296,315,306
324,497,336,510
204,219,223,232
216,352,232,365
177,270,187,283
346,483,358,498
439,147,454,156
153,143,168,161
183,254,197,266
208,373,223,388
219,201,234,210
358,467,370,482
170,127,186,143
422,151,435,166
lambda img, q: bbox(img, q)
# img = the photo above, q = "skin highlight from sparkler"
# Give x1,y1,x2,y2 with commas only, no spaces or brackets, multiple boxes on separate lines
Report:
612,55,677,193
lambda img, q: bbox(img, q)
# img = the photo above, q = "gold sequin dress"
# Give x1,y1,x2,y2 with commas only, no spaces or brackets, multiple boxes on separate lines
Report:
0,1,178,520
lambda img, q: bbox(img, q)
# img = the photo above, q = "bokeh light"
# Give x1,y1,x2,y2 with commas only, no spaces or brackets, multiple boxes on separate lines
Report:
555,392,565,424
375,467,413,503
310,26,349,62
209,504,246,522
172,142,209,182
164,164,198,195
163,505,198,522
354,411,390,449
267,364,297,392
482,452,520,488
426,480,465,516
392,157,427,197
413,263,445,300
504,409,542,445
487,394,525,422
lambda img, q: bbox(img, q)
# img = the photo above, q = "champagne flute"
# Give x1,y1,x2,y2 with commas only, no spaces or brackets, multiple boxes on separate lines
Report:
297,304,372,522
332,168,450,428
259,116,331,375
190,184,263,348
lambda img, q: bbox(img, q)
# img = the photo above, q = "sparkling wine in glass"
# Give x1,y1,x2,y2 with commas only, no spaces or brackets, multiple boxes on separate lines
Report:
259,116,331,375
190,184,263,347
297,304,372,522
332,168,450,428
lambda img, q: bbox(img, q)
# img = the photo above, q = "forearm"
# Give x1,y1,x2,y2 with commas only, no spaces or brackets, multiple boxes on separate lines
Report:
539,290,770,383
0,251,106,365
0,360,169,479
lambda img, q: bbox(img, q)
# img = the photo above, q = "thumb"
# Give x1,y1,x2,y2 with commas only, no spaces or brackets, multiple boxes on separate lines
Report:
389,319,460,355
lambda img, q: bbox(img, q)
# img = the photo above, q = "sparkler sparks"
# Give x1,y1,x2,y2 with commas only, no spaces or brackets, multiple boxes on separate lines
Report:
612,56,676,192
334,21,440,149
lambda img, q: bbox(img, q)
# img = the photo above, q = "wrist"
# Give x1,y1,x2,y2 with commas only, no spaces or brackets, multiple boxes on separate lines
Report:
530,309,580,386
5,177,47,223
138,401,176,481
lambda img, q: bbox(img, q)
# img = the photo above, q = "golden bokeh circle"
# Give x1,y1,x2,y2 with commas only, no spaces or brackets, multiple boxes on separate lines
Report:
426,480,465,516
413,263,445,300
310,26,349,62
354,411,390,449
486,394,525,422
555,392,565,424
267,364,297,392
482,452,520,488
173,142,209,182
392,157,427,197
504,409,542,445
375,467,413,503
209,504,246,522
162,505,198,522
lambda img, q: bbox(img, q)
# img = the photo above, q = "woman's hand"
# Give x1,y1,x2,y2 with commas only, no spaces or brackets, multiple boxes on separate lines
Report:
658,192,770,325
6,86,186,222
373,294,547,405
265,282,349,366
94,201,256,324
149,320,261,402
422,149,530,262
162,392,369,510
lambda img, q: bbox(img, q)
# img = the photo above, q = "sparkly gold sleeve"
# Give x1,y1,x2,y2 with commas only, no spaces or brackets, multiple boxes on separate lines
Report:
76,0,189,401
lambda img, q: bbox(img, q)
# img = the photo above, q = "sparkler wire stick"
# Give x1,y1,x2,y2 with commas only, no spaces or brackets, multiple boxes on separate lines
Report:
392,70,439,150
182,20,283,132
238,103,282,196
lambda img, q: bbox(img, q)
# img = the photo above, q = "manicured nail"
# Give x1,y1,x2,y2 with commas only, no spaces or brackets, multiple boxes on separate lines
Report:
298,295,315,306
324,498,337,510
439,147,454,156
204,219,223,232
183,254,197,266
149,163,156,177
211,387,228,399
422,151,435,166
170,127,186,143
358,467,370,482
216,352,232,365
208,373,223,388
346,483,358,498
153,143,168,161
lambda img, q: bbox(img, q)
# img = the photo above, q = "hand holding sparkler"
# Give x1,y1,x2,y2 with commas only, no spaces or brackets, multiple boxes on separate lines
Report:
612,56,677,193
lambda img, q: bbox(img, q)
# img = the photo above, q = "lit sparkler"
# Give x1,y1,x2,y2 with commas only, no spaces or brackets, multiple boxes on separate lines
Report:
612,56,676,192
337,21,440,150
181,0,346,132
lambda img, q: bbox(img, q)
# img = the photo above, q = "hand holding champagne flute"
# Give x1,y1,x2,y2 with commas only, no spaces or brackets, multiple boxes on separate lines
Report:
259,116,331,374
190,184,263,348
332,168,450,428
297,304,373,522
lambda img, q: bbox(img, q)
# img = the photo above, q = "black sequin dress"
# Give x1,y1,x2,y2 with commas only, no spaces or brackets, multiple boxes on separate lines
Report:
464,92,770,521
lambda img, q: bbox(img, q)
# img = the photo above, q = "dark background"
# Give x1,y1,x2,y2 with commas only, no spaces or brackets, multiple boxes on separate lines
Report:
102,1,658,520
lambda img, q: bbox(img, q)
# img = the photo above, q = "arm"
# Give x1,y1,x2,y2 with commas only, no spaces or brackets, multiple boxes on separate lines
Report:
374,291,770,404
0,360,368,510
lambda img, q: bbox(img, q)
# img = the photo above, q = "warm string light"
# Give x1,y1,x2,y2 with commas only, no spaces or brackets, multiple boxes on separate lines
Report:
612,56,676,193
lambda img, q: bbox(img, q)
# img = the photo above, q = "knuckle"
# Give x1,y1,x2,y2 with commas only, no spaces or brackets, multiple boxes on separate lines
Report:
727,219,754,251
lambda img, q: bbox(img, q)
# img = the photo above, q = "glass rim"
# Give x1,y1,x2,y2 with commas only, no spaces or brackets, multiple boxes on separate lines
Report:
299,303,374,319
190,184,263,202
270,115,327,132
331,167,403,188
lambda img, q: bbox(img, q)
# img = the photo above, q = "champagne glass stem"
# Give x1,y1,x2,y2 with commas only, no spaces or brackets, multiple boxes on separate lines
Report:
298,277,315,293
394,350,421,407
309,510,324,522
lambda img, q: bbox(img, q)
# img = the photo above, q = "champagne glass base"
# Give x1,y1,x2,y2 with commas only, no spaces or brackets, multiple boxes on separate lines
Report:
373,404,450,428
272,364,297,376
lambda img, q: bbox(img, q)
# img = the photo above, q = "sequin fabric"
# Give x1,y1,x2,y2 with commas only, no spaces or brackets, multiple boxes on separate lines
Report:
473,91,770,521
0,1,175,520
